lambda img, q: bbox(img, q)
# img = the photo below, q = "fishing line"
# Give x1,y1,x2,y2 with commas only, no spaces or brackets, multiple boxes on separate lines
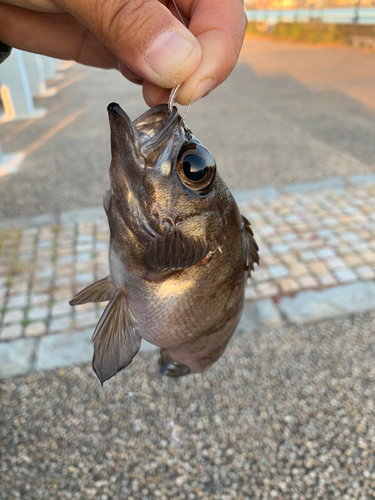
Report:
168,0,190,119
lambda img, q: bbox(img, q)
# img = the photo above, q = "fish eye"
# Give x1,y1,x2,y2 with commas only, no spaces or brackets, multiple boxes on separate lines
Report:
176,143,216,193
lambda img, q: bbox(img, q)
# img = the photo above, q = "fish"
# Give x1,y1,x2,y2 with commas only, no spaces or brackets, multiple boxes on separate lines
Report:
70,102,259,384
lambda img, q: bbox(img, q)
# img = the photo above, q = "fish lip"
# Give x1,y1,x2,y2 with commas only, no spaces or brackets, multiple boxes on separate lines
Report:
107,102,181,156
107,102,138,145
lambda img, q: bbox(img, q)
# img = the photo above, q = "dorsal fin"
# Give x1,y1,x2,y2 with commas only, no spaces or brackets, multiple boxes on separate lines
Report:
69,276,115,305
242,215,259,277
91,289,141,384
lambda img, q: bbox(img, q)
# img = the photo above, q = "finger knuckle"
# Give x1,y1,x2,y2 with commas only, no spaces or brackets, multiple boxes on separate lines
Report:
98,0,157,43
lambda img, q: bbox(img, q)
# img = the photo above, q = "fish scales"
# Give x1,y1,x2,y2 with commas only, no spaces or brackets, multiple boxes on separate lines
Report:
70,103,259,384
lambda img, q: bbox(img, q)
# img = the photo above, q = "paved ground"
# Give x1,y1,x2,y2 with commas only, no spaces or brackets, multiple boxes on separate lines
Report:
1,311,375,500
1,38,375,499
1,38,375,219
1,174,375,378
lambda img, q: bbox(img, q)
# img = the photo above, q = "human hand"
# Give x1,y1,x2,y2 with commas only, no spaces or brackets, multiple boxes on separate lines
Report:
0,0,247,106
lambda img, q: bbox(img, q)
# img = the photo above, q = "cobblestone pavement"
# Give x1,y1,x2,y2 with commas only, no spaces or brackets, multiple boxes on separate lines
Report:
1,174,375,377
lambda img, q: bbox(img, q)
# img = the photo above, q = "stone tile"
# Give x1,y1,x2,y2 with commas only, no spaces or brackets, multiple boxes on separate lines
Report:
76,272,95,284
51,300,71,317
32,282,51,294
35,329,93,371
318,273,337,287
290,241,310,250
300,251,316,262
76,244,93,253
55,265,74,277
7,294,28,309
3,309,24,324
77,234,94,243
256,282,279,298
355,266,375,280
351,242,369,253
53,288,73,301
235,303,259,336
74,311,98,329
10,283,29,294
30,293,50,306
0,338,37,377
258,226,275,237
75,262,93,273
35,268,54,279
54,276,73,289
308,261,328,275
279,278,300,294
25,322,46,337
325,258,347,270
244,286,258,300
279,282,375,324
268,264,289,279
282,233,297,242
76,253,92,263
360,251,375,264
270,244,289,254
336,244,353,258
344,255,363,267
0,324,23,340
342,232,360,243
298,275,319,289
254,299,283,327
95,242,108,251
315,248,335,259
49,316,73,333
57,255,74,265
77,222,94,232
334,269,357,284
27,307,49,321
251,268,270,283
74,303,96,312
96,233,109,241
139,339,158,353
280,254,299,265
56,247,74,256
261,255,280,266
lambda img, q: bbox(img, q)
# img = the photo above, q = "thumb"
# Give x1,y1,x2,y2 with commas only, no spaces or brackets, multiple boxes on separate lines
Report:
59,0,202,89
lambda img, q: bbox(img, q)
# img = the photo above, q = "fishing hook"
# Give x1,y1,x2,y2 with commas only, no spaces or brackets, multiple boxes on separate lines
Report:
168,0,190,120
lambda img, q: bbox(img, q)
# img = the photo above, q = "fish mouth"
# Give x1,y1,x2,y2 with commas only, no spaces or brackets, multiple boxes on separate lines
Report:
107,103,187,244
107,102,182,157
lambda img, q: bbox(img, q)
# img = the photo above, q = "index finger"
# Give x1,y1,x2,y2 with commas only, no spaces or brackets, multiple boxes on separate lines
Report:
178,0,247,105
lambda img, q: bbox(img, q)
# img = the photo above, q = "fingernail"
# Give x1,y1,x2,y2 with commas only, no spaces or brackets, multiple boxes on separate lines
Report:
146,31,195,77
188,77,215,104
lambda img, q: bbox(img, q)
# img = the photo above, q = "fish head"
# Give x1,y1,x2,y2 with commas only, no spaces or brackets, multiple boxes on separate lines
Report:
107,103,234,249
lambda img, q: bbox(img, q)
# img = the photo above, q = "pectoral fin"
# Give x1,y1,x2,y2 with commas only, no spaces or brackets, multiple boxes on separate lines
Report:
144,227,210,273
69,276,115,305
91,289,141,385
242,215,259,277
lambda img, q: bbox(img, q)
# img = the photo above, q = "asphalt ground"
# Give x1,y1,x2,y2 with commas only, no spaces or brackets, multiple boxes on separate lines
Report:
1,311,375,500
0,38,375,219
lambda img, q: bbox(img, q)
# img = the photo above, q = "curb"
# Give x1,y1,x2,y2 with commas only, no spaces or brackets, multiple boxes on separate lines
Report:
1,281,375,379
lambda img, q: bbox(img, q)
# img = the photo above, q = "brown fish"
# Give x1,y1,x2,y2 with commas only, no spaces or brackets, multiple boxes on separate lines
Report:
70,103,259,384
